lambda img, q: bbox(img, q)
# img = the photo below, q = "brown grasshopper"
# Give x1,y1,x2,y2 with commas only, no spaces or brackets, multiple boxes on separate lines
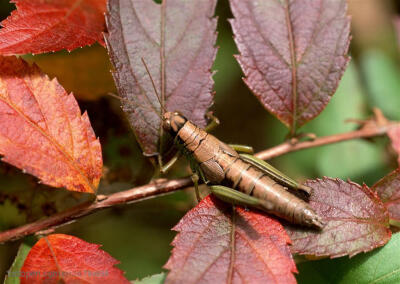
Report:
161,111,324,229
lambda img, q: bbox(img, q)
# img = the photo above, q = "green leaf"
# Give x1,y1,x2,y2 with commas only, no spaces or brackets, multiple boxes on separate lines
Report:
308,62,382,180
317,140,382,180
361,50,400,120
297,232,400,284
312,63,381,179
4,243,31,284
306,63,366,135
136,273,166,284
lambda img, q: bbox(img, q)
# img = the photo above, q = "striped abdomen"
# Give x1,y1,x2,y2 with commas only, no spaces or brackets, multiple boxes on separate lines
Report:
176,120,323,228
216,153,322,228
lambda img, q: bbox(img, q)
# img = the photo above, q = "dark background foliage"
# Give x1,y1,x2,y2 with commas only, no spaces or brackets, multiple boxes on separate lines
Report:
1,0,400,281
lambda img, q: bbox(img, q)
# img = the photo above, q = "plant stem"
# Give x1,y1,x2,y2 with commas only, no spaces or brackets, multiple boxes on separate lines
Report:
0,178,192,243
0,116,395,244
257,123,390,160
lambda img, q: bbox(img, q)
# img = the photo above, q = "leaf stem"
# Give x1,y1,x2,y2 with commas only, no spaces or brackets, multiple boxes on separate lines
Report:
0,115,396,244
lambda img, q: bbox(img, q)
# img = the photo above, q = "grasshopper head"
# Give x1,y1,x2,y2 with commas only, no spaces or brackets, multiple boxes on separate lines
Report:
162,111,187,135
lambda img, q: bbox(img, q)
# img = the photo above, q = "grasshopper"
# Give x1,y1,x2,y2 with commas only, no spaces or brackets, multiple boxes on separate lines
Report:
161,111,324,229
138,59,324,229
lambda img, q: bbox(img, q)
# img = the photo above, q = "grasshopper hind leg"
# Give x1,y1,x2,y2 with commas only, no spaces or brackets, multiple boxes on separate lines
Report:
210,185,272,211
239,154,312,196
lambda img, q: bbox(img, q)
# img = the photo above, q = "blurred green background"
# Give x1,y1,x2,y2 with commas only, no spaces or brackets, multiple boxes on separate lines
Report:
1,0,400,282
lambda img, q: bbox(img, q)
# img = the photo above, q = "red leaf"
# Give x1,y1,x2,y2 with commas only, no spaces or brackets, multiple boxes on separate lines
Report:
0,0,106,55
164,195,297,284
285,178,391,258
229,0,351,132
372,169,400,222
105,0,217,155
0,56,102,193
20,234,129,284
388,124,400,166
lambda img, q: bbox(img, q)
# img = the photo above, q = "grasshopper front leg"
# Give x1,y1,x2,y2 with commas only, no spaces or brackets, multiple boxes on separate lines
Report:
210,185,273,211
159,152,181,174
191,172,202,202
205,112,220,133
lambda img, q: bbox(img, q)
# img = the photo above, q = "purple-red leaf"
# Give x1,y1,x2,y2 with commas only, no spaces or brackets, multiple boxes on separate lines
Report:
0,0,107,55
285,178,391,258
372,169,400,222
164,195,297,284
105,0,217,155
388,124,400,166
229,0,351,132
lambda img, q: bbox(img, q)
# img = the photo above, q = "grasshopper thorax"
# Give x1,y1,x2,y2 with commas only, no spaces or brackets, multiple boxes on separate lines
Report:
162,111,188,135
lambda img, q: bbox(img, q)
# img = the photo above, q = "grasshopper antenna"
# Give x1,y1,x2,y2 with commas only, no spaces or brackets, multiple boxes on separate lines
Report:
141,57,169,171
106,92,163,120
141,57,167,117
107,92,123,100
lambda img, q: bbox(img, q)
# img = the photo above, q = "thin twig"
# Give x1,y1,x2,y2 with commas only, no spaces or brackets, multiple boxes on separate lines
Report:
257,125,390,160
0,178,192,243
257,108,393,160
0,115,396,244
